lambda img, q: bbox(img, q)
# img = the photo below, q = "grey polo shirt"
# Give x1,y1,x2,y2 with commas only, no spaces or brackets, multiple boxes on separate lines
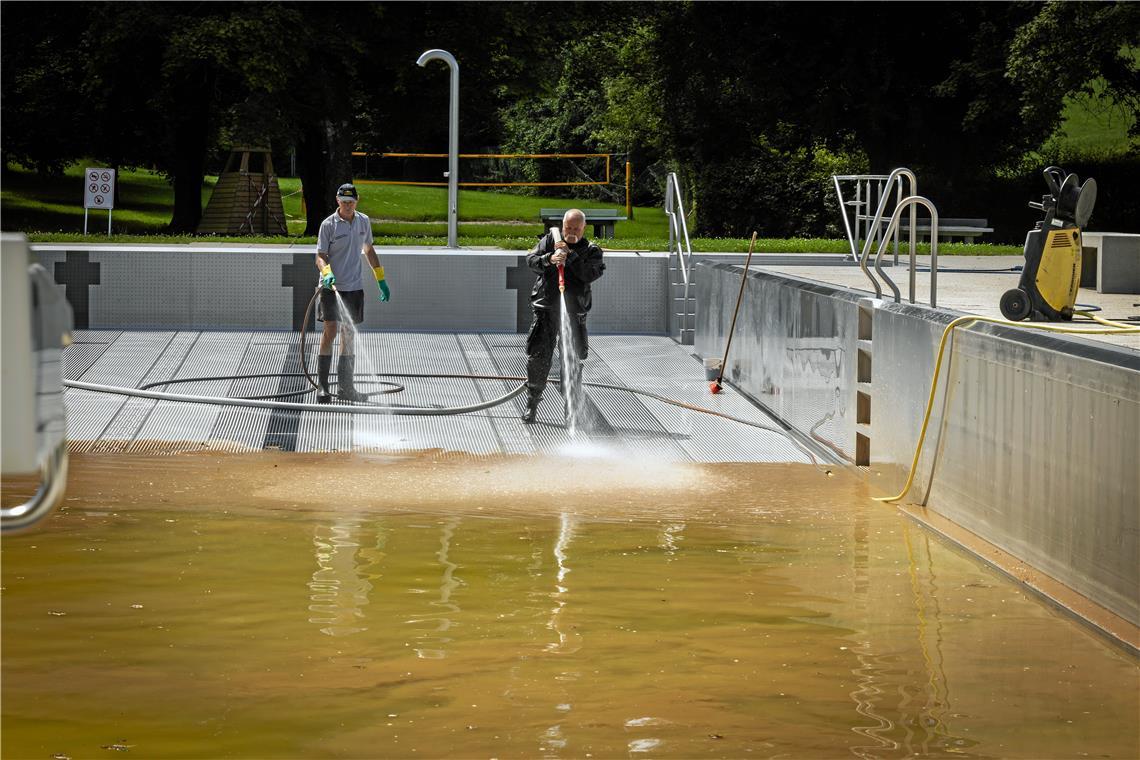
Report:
317,209,374,292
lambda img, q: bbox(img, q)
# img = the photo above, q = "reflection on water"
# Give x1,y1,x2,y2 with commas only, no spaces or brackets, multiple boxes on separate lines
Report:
413,517,462,660
660,521,685,557
1,453,1137,759
308,519,372,636
541,512,578,754
546,512,576,653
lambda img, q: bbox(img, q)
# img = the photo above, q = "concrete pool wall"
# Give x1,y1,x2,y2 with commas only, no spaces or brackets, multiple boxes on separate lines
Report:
695,260,1139,631
30,245,670,334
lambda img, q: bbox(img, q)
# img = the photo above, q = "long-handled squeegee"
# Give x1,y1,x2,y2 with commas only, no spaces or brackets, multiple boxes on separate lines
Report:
710,231,758,394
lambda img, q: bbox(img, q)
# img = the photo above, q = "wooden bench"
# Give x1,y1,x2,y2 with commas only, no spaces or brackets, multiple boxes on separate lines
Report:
540,208,627,239
893,217,993,243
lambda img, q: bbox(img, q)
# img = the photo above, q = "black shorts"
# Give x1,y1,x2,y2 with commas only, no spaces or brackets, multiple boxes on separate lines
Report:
317,289,365,324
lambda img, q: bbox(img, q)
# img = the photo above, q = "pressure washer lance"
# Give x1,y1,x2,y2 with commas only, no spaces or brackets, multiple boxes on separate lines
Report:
710,231,758,394
550,226,566,293
317,264,338,404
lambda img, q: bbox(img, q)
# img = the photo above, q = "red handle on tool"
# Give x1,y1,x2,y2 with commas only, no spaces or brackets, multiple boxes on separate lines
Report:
558,263,565,293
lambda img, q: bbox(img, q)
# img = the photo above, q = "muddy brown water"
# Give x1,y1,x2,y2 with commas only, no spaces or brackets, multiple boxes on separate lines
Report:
2,450,1137,759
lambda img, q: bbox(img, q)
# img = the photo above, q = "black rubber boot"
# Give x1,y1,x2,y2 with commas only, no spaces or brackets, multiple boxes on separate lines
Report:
337,355,368,402
317,354,333,404
520,393,540,423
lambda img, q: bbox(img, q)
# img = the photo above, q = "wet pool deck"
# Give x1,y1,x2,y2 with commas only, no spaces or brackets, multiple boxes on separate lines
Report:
63,331,815,462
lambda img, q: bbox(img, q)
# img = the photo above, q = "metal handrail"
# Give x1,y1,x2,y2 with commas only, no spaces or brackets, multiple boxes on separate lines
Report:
834,173,888,261
665,172,695,343
833,172,915,265
665,172,693,285
1,441,69,534
2,259,72,534
856,168,917,297
832,175,858,260
858,168,917,262
873,196,940,307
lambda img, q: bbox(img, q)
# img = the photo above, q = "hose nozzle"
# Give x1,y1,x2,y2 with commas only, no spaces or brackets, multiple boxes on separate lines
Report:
550,226,566,294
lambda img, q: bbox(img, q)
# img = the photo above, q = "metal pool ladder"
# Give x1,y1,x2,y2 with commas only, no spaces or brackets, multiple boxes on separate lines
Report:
665,172,695,344
834,169,941,307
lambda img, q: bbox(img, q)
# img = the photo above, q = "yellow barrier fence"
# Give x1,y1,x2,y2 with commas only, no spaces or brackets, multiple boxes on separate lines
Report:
350,151,614,188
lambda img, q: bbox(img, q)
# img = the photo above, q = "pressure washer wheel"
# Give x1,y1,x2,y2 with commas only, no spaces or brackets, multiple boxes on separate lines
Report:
1000,288,1032,321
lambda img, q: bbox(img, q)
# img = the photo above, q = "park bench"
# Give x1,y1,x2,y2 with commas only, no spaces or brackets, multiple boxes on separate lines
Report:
888,217,993,243
539,208,627,240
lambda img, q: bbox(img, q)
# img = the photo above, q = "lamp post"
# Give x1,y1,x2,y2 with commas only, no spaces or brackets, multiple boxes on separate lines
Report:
416,49,459,248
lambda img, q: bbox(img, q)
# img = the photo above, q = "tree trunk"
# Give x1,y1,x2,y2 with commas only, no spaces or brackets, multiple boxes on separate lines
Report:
298,117,353,236
169,168,205,233
167,82,212,234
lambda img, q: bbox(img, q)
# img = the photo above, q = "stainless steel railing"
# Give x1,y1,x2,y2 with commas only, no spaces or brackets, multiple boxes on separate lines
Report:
665,172,695,343
853,168,917,298
1,441,70,533
834,168,941,306
873,196,941,307
833,173,897,262
1,240,74,534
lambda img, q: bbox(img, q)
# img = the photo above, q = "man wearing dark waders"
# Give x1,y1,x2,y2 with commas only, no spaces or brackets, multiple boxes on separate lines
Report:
521,208,606,423
315,183,391,403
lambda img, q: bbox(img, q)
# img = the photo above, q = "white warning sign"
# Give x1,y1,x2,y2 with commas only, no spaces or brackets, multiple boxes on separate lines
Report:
84,168,115,209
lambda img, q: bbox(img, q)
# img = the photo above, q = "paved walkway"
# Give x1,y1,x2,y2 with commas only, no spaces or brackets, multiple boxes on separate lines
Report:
746,254,1139,351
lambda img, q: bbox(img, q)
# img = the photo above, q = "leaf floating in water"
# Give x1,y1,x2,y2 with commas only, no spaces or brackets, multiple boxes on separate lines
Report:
52,754,72,760
48,611,67,616
101,743,133,752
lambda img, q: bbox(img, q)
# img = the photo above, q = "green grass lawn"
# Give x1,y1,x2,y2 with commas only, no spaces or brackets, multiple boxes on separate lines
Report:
1,162,1021,254
1042,48,1139,157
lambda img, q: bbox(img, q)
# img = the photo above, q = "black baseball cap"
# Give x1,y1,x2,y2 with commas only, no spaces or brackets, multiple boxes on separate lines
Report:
336,183,359,202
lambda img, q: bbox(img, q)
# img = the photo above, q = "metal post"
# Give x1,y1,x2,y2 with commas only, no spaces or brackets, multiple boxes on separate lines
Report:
84,209,88,236
625,161,632,220
417,49,460,248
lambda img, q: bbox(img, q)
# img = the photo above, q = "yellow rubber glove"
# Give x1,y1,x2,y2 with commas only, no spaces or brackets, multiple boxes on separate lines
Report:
320,264,336,290
374,265,390,302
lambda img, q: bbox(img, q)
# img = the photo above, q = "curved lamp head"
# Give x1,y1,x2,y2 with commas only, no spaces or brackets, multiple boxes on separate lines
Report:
417,49,457,69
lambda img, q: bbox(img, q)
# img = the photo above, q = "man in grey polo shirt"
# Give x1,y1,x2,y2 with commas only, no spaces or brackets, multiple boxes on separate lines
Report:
315,183,392,403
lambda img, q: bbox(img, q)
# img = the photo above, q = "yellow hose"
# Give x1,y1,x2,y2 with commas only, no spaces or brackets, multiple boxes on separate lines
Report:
874,311,1139,504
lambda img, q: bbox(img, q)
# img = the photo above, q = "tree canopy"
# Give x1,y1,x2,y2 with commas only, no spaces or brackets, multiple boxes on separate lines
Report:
2,1,1135,237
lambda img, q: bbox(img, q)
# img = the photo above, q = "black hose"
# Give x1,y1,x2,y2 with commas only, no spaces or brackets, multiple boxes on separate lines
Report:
139,373,405,401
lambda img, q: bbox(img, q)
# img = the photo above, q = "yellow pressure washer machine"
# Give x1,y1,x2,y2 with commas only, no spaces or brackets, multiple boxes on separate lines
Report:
1000,166,1097,321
